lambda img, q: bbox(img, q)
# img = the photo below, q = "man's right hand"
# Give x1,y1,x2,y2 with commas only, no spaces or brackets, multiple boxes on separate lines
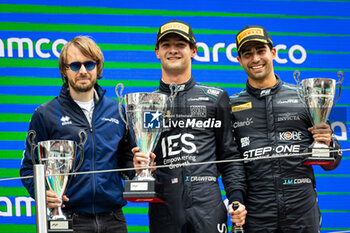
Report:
132,147,156,175
46,190,69,209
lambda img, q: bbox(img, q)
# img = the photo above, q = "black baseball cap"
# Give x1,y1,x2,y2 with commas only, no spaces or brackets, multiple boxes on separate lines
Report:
156,19,196,45
236,25,273,54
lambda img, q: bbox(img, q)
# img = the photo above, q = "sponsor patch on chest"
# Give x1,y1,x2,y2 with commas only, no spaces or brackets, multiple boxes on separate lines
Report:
190,105,207,117
232,102,252,112
283,178,312,185
60,116,72,126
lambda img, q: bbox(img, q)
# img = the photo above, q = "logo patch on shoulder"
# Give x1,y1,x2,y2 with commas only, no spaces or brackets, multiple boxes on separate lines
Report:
207,88,220,97
232,102,252,112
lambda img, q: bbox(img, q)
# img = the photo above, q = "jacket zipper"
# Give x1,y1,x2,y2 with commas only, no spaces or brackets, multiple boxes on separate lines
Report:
90,105,96,213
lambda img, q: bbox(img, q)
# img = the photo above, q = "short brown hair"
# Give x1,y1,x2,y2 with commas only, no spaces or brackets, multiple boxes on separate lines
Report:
59,36,104,82
155,34,197,50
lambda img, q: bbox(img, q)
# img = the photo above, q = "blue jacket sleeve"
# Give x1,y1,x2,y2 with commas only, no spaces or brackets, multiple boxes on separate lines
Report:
117,125,136,180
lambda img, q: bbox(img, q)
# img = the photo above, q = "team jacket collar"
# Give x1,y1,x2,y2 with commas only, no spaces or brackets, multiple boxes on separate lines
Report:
59,82,106,102
246,74,282,99
158,75,196,93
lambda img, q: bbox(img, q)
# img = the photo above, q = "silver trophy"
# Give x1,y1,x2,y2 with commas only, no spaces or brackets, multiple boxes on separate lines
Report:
294,70,344,165
28,130,86,232
116,84,167,202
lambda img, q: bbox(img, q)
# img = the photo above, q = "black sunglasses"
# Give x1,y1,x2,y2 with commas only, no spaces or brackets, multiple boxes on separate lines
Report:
68,61,96,72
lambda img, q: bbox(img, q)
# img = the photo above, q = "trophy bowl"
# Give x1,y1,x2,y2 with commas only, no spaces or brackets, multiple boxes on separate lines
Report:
125,92,168,180
300,78,336,127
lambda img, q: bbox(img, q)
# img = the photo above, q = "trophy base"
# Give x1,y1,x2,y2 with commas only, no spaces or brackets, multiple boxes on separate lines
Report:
48,218,73,233
123,180,164,203
303,148,335,166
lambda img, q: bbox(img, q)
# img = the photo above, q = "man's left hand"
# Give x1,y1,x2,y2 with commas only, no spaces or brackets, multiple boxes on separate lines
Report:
228,201,247,227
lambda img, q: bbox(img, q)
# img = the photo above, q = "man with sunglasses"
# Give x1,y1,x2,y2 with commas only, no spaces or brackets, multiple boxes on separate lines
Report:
20,36,134,233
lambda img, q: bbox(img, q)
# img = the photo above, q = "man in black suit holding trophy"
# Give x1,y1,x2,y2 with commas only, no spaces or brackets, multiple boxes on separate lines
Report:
229,25,342,232
132,19,247,233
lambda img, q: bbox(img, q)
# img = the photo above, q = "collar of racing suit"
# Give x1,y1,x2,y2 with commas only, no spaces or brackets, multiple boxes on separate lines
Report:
158,75,196,93
246,74,282,99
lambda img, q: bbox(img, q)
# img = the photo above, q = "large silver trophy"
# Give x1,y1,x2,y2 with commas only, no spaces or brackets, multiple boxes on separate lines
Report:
28,130,86,233
294,71,344,165
116,84,167,202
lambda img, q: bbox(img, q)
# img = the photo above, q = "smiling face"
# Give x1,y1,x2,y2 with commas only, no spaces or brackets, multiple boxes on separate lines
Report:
155,34,197,82
64,45,97,94
237,41,276,87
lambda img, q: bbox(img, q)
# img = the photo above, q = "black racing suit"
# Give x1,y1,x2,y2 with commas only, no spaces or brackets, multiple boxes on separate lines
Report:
150,76,246,233
229,75,341,233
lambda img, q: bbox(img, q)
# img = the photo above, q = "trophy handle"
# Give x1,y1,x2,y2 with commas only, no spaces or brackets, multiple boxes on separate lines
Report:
293,70,305,105
115,83,128,127
74,130,87,173
167,83,179,116
27,130,38,165
334,71,344,104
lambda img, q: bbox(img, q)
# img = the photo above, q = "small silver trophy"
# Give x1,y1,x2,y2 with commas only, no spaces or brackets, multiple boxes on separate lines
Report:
28,130,86,233
116,84,167,202
294,70,344,165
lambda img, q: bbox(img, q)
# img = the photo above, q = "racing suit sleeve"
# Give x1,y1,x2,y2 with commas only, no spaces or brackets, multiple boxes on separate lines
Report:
216,91,246,204
116,126,136,180
321,133,342,171
20,109,49,199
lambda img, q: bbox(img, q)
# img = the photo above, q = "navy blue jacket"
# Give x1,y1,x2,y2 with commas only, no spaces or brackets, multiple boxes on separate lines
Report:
20,83,134,214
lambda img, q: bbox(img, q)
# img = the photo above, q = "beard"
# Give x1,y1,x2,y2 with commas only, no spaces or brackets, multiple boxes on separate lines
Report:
68,75,96,93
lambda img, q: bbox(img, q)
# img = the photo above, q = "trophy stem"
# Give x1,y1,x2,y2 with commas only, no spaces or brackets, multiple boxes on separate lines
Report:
304,140,334,166
136,169,155,181
51,205,67,220
310,141,329,149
